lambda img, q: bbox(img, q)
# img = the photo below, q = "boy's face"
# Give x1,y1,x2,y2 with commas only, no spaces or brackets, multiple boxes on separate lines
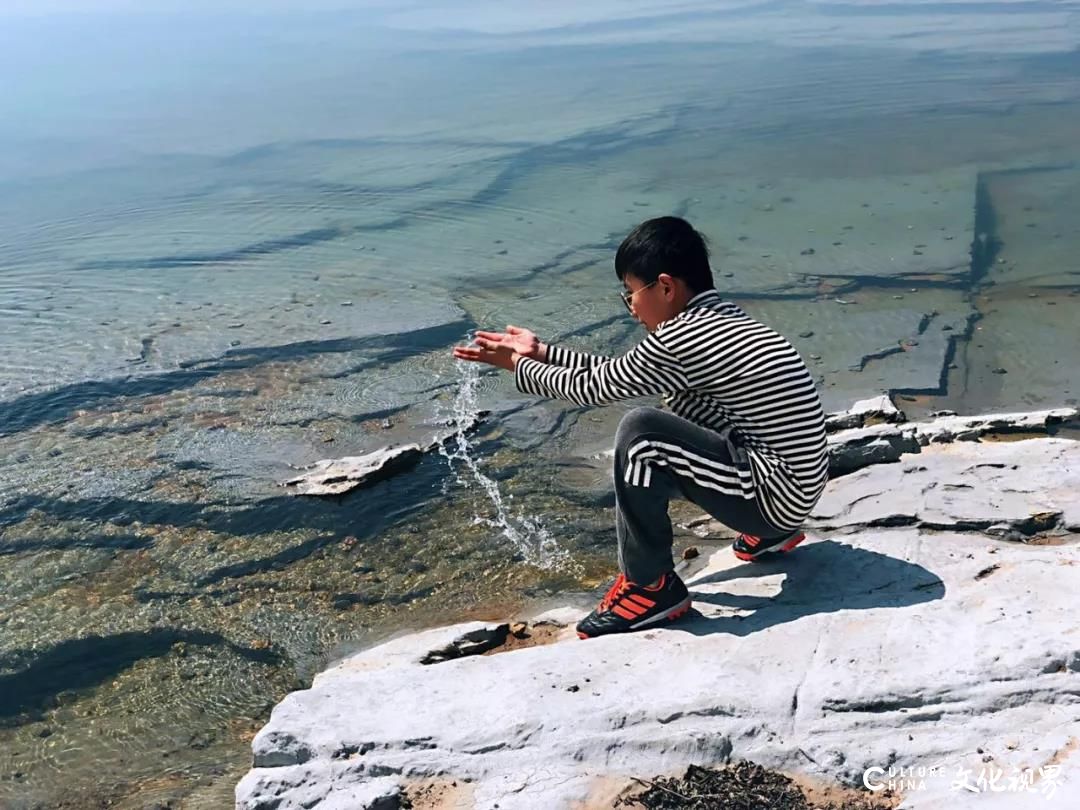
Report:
622,273,685,332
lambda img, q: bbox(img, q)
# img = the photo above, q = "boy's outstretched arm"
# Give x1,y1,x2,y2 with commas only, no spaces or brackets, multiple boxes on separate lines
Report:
515,332,688,407
468,325,613,370
544,343,612,370
451,326,686,405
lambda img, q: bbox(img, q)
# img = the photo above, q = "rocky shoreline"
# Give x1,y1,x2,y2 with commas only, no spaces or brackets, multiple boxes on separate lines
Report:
236,402,1080,809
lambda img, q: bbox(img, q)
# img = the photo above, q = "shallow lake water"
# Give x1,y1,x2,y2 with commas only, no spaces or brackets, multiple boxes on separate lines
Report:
1,2,1079,806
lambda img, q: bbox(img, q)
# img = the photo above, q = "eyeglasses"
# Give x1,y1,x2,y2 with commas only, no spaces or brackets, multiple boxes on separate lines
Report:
619,279,658,313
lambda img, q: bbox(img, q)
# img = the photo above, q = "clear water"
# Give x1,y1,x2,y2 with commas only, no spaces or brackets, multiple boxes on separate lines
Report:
2,1,1080,806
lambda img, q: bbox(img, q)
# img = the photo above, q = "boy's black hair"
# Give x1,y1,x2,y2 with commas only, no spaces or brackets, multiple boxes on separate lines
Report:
614,216,715,294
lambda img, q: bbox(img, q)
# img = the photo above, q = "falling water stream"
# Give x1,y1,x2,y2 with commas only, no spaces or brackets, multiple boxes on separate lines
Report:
437,351,571,571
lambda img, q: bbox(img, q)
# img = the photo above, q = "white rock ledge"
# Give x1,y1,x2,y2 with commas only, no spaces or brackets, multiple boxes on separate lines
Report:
240,408,1080,809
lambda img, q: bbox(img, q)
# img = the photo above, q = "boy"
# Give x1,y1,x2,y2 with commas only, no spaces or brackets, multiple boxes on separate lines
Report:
452,216,828,639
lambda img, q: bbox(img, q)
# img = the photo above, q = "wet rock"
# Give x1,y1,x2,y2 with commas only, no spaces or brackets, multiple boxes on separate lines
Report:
330,592,381,610
283,410,489,496
282,445,424,496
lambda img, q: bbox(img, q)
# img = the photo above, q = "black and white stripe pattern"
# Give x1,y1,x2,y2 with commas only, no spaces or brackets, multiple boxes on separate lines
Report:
516,290,828,530
622,436,755,495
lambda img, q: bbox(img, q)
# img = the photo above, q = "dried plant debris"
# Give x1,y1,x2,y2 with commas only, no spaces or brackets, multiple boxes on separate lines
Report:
618,761,895,810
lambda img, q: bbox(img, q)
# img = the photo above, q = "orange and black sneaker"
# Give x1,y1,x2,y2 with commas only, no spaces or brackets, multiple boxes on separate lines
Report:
732,530,806,562
576,571,692,639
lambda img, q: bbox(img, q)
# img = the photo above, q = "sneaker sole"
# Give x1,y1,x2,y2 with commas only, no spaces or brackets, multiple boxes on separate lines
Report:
733,532,806,562
576,596,693,639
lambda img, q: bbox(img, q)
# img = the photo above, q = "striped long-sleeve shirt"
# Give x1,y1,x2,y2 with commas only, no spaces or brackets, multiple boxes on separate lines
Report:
515,289,829,531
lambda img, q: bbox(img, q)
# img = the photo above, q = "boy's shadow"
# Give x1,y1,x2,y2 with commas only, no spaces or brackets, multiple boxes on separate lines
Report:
677,539,945,637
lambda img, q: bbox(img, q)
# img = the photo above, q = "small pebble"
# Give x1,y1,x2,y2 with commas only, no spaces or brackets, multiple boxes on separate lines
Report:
320,319,332,325
800,248,815,256
798,331,814,338
341,301,353,306
228,322,244,329
992,367,1008,375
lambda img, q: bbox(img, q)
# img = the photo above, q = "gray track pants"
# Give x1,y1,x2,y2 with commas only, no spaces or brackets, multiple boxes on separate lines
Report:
613,406,788,584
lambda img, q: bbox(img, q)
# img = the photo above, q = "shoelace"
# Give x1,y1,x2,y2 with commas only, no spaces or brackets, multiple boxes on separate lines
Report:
599,573,630,612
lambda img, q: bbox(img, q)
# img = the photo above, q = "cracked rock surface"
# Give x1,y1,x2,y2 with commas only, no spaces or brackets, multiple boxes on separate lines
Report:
237,408,1080,809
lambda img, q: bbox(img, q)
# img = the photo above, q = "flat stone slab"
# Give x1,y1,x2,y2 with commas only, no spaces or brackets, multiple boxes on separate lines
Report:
982,165,1080,290
238,415,1080,810
825,405,1079,477
952,291,1080,412
814,436,1080,538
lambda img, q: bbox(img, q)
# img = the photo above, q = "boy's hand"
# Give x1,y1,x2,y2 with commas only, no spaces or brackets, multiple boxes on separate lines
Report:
452,338,520,371
451,325,547,372
477,325,547,361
